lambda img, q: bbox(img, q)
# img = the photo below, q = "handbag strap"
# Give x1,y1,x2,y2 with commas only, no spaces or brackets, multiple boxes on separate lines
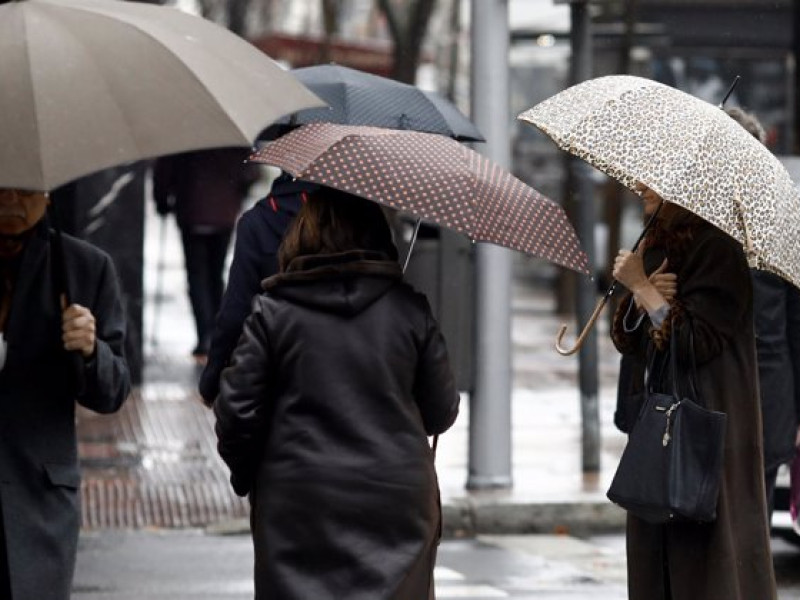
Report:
646,318,700,404
669,320,700,404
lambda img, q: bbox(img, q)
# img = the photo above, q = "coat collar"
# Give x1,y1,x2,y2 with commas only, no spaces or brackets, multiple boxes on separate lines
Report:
262,250,402,291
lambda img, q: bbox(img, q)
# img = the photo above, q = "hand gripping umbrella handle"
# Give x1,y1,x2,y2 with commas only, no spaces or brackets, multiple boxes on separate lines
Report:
554,197,665,356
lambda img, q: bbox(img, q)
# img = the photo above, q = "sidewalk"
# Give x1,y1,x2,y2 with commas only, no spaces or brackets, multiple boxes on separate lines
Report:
75,201,627,537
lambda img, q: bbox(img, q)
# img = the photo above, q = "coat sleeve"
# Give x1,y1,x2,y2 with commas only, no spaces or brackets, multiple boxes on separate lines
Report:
199,208,272,405
413,304,459,435
214,298,275,496
77,253,131,414
653,232,751,365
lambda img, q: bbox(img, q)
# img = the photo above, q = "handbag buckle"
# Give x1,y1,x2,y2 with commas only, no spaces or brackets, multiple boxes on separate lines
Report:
656,401,681,446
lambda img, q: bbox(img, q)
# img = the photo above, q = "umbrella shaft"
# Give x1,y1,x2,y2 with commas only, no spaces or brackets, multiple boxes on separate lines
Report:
402,218,422,274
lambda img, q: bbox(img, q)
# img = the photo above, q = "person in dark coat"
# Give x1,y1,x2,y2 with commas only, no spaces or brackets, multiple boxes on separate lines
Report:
0,188,130,599
611,185,776,600
198,173,316,406
726,106,800,518
153,147,259,361
214,189,459,600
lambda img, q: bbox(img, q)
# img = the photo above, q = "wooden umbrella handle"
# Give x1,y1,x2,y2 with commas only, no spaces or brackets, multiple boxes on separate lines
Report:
554,295,610,356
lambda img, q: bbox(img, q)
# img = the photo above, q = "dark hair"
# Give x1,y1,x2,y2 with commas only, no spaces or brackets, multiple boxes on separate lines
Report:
278,187,398,271
725,107,766,144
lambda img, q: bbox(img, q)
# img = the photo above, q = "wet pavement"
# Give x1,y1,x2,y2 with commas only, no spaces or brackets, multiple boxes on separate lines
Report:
73,530,630,600
71,528,800,599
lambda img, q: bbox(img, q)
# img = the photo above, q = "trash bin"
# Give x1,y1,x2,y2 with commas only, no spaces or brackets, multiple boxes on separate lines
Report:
402,222,474,392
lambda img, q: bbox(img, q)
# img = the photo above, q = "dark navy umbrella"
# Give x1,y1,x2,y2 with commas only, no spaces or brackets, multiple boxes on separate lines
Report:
262,64,484,142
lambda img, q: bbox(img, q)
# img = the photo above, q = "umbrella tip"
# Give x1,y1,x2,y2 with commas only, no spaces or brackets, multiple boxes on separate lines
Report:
718,75,741,109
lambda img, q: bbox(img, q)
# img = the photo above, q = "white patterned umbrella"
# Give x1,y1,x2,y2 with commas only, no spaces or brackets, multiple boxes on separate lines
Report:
250,123,590,274
519,75,800,289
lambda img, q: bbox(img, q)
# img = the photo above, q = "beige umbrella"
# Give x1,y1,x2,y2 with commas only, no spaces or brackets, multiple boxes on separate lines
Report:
0,0,325,191
519,75,800,353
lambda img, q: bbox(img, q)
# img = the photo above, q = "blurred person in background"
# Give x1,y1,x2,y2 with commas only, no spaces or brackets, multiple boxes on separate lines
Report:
153,147,259,364
199,171,315,405
726,106,800,520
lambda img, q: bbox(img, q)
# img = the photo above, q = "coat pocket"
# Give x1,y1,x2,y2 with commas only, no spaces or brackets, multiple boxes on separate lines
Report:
43,462,81,490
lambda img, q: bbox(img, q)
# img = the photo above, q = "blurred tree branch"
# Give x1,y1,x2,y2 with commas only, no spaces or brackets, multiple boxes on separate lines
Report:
320,0,345,63
375,0,437,83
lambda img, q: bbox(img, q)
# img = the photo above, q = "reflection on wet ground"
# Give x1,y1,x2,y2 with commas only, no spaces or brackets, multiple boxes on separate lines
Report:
76,353,248,529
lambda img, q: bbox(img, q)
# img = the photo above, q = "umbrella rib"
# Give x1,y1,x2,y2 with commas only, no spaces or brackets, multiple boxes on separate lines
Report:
19,10,46,189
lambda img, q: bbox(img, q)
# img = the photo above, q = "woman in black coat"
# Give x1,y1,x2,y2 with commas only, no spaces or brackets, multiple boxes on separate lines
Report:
612,186,776,599
214,189,459,599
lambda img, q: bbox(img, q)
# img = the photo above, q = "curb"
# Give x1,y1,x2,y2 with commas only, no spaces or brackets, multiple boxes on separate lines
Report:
203,502,627,539
442,499,626,539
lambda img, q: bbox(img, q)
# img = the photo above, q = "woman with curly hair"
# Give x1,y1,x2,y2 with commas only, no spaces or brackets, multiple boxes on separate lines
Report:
611,184,777,600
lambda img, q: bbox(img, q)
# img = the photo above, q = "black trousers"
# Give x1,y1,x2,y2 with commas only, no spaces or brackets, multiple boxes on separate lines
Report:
0,497,11,598
180,229,232,355
765,464,779,525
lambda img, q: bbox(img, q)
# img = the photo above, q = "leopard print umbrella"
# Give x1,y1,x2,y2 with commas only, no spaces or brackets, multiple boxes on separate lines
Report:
250,123,590,274
519,75,800,289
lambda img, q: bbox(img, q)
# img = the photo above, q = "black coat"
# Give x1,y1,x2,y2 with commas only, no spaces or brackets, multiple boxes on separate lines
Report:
199,176,311,405
152,147,258,231
0,222,130,599
214,251,459,600
751,270,800,471
612,222,776,600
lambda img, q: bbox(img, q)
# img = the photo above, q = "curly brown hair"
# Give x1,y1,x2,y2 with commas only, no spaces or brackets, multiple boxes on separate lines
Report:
278,187,399,271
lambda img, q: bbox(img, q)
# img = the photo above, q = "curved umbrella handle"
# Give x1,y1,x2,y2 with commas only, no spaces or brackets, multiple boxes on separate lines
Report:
555,198,666,356
554,294,610,356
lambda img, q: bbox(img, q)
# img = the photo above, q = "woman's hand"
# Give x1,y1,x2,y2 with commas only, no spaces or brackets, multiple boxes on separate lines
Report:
613,249,649,293
614,250,669,316
631,259,676,310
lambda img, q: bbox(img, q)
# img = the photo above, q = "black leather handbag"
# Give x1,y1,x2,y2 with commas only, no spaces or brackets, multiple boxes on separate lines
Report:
607,325,727,524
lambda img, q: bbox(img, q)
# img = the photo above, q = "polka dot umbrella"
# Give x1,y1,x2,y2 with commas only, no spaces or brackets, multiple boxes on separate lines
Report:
249,123,590,274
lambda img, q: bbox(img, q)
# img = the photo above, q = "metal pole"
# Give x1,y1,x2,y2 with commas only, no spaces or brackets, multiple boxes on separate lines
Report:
467,0,513,489
569,1,601,473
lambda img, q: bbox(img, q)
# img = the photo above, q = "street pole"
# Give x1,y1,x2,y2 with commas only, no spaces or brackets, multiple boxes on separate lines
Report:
467,0,513,489
568,0,601,473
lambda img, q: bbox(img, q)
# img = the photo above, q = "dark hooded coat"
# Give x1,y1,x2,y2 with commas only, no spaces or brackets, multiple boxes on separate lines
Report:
0,221,130,600
612,219,776,600
214,251,459,600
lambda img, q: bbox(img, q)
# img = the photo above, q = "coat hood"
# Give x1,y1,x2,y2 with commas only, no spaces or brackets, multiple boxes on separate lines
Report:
262,250,402,317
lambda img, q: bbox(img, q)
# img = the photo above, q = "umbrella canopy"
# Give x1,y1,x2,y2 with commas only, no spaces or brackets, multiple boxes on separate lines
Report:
518,74,800,288
250,123,589,274
264,64,484,142
0,0,324,191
